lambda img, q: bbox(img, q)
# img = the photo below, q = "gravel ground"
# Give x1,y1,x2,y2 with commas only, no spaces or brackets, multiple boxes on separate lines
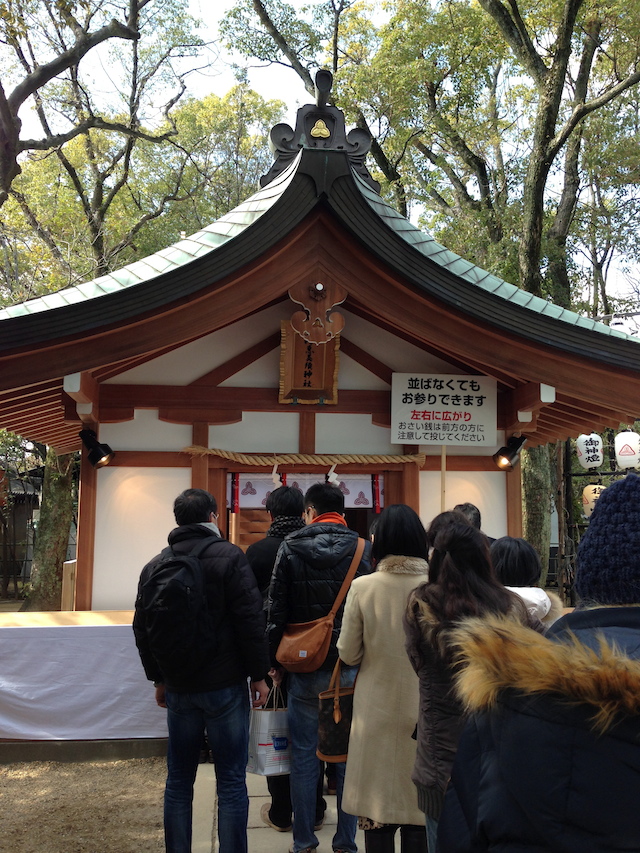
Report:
0,758,166,853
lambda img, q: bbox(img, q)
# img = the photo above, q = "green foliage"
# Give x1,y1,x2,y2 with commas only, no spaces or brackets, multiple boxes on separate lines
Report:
0,81,284,305
222,0,640,306
0,429,45,472
220,0,323,68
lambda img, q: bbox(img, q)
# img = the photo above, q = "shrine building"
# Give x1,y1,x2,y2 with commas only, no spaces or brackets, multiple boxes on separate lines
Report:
2,71,640,612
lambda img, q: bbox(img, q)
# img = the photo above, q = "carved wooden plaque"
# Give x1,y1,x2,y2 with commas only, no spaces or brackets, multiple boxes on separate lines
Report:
279,321,339,405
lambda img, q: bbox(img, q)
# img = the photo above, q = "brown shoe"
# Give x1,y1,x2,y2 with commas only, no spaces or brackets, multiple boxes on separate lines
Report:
260,802,291,832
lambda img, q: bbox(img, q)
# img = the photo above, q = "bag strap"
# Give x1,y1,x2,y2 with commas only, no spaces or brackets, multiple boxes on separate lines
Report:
327,658,349,723
165,537,223,560
328,537,365,618
264,684,286,711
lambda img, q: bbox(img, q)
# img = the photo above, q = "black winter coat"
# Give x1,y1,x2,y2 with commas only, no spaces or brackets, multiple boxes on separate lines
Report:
266,521,372,671
438,608,640,853
133,524,269,692
245,535,282,598
245,517,305,599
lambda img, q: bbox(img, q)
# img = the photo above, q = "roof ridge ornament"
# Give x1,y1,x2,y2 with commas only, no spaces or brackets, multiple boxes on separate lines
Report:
260,69,380,192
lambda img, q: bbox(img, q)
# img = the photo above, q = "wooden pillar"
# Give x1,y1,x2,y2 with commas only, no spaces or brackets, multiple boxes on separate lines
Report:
75,450,97,610
383,465,420,513
506,465,523,537
208,464,227,538
191,422,209,490
403,462,420,514
299,412,316,454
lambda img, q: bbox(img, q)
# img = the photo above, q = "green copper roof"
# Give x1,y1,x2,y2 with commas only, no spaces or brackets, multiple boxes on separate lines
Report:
1,143,637,348
0,152,303,322
351,168,635,343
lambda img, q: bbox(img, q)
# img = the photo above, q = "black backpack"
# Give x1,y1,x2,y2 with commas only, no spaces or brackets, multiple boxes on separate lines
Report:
138,538,219,681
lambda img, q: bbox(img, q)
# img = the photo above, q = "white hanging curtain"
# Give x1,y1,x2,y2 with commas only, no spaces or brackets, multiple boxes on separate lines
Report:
226,473,383,510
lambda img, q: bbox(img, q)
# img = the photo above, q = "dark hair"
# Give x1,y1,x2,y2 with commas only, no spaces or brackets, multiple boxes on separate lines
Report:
173,488,218,525
411,521,520,658
426,510,472,548
491,537,542,587
304,482,344,515
371,504,428,564
453,502,481,530
266,485,304,518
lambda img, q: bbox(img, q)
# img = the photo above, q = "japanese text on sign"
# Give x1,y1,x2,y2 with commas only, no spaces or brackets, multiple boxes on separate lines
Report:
391,373,497,446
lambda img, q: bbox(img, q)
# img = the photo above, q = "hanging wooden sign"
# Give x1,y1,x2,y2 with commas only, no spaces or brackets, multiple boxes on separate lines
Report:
279,321,340,404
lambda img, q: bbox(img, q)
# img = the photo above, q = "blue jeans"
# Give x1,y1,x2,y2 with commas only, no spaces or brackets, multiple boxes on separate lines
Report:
288,667,358,853
426,815,438,853
164,683,250,853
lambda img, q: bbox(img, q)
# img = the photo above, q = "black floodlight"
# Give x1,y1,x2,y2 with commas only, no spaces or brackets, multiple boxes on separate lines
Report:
79,429,115,468
492,435,527,471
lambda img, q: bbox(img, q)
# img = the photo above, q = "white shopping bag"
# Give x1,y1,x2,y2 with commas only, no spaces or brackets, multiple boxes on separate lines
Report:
246,686,291,776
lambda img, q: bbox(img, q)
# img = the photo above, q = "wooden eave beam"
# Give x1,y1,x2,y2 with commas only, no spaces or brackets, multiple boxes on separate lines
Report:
1,210,639,430
190,332,281,386
340,337,393,385
349,302,522,390
554,391,634,425
0,394,62,418
99,385,389,416
0,379,62,404
500,382,556,433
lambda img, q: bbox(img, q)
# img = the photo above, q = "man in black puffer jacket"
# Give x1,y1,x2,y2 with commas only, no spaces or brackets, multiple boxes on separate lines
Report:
133,488,269,853
267,482,372,853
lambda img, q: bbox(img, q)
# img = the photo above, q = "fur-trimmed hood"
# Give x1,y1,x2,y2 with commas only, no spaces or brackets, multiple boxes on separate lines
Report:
451,615,640,732
376,555,429,575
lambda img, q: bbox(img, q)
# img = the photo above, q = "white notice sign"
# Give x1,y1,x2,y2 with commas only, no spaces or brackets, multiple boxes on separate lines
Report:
391,373,497,446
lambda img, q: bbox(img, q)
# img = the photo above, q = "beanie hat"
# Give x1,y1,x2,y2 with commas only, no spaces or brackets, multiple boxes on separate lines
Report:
575,472,640,605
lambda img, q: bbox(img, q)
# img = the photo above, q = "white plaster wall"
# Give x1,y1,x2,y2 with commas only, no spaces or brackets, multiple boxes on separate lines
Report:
105,303,286,385
104,305,459,388
100,410,192,451
92,467,190,610
336,353,389,390
419,470,508,540
209,412,300,452
316,413,403,454
340,310,455,373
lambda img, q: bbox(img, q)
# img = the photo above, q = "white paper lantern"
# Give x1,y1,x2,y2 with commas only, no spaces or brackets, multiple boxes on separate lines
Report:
582,484,606,518
575,433,604,469
614,431,640,469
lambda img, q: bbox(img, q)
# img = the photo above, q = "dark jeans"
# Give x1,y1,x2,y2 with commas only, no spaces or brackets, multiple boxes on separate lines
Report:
164,683,249,853
267,764,326,827
288,668,358,853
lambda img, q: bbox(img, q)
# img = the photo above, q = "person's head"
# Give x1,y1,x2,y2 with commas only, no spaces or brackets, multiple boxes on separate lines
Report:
371,504,428,564
426,510,472,549
265,485,304,519
575,473,640,606
418,521,516,636
453,502,482,530
173,488,218,525
491,537,542,587
303,482,344,522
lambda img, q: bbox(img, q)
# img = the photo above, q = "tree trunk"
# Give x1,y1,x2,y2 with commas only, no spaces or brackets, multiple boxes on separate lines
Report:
21,448,75,611
545,130,582,308
521,444,555,587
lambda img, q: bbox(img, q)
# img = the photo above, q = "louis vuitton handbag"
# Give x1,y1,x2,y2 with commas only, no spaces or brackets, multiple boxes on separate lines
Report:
275,537,365,673
316,658,355,763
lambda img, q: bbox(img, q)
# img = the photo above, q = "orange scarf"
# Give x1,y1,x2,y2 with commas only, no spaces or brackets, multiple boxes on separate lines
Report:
312,511,347,526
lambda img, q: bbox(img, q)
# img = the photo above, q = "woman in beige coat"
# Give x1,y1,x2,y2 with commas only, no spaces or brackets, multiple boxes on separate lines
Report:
337,504,428,853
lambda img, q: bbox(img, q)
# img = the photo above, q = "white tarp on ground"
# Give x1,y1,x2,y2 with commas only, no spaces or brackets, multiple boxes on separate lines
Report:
0,612,167,740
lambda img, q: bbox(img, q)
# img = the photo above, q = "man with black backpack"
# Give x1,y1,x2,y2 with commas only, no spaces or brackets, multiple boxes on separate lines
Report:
133,488,269,853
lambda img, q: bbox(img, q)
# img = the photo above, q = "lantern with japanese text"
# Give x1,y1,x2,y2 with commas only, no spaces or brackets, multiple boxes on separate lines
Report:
575,433,604,470
614,431,640,469
582,484,606,518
